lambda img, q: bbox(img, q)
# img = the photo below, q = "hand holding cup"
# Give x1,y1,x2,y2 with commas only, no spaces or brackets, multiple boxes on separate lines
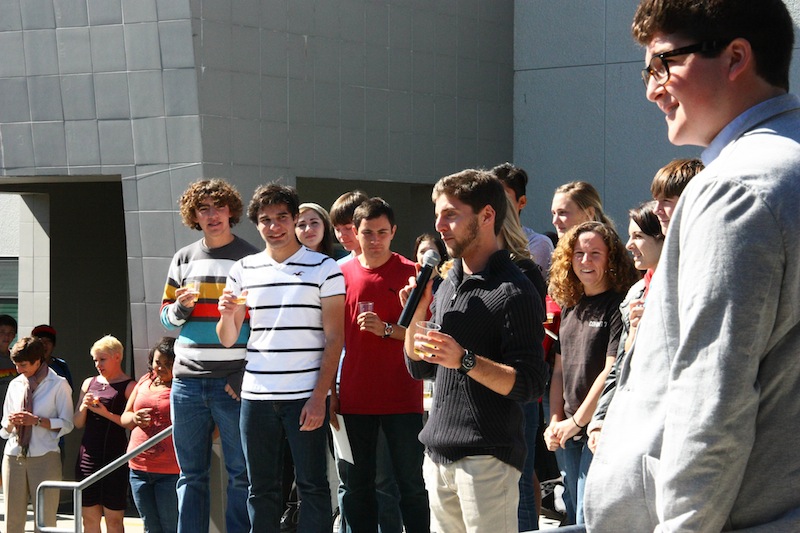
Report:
414,321,441,358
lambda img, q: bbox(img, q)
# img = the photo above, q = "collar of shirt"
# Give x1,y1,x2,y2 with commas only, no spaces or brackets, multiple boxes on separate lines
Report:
703,93,800,165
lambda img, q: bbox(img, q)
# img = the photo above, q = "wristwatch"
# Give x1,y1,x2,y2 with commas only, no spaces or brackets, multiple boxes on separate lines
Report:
35,416,42,426
458,349,477,375
383,322,394,338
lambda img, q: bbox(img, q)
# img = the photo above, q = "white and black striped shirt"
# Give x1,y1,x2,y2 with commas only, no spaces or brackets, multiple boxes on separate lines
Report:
226,246,345,401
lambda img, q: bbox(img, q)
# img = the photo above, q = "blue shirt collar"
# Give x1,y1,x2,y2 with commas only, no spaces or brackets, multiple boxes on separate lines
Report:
702,93,800,164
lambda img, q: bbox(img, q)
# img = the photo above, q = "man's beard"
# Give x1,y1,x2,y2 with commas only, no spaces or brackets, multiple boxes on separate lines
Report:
446,215,479,259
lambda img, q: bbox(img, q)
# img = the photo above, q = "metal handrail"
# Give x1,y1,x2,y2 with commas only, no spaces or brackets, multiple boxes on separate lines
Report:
36,425,173,533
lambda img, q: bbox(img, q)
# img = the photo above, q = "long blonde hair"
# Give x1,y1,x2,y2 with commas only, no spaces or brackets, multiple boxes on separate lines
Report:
498,195,531,262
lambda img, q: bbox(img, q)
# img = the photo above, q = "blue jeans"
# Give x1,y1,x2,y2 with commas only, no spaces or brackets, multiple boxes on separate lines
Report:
171,377,250,533
518,401,539,531
339,413,429,533
130,469,179,533
337,428,403,533
241,398,332,533
555,435,593,525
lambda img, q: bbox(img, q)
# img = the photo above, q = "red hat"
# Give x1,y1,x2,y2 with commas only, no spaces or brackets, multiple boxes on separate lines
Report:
31,324,57,344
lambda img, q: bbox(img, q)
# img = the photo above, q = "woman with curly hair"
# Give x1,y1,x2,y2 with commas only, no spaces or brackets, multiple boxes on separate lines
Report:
587,202,665,455
543,221,638,525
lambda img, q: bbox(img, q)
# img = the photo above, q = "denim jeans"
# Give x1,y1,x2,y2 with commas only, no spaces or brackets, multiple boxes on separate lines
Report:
241,398,332,533
339,413,429,533
337,428,402,533
518,401,540,531
171,377,250,533
554,435,593,525
130,469,180,533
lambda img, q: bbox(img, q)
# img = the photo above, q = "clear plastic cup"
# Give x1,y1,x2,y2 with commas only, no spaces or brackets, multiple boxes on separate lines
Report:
183,280,200,302
414,321,441,357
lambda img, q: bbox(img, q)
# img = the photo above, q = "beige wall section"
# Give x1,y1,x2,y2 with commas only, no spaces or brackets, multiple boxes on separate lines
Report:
17,194,50,333
0,195,21,257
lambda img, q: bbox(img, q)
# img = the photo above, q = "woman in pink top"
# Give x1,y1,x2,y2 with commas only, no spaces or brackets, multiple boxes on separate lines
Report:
121,337,179,533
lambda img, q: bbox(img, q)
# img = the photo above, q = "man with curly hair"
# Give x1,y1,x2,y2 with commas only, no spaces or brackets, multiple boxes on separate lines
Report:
161,178,258,533
584,1,800,531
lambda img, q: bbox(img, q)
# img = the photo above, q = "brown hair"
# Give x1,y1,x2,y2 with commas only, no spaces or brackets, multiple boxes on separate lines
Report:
650,158,704,199
10,337,45,364
330,190,369,226
298,203,336,257
432,169,507,236
632,0,793,91
179,179,244,230
247,183,300,224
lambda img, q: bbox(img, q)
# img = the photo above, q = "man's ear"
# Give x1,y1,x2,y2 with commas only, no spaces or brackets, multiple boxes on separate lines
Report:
481,204,496,228
726,37,753,82
517,194,528,212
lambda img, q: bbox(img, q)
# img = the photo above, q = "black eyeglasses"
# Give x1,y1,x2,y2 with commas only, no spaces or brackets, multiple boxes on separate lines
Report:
641,40,730,88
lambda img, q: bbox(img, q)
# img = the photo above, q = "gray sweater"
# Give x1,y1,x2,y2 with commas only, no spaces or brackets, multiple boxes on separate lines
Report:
585,94,800,532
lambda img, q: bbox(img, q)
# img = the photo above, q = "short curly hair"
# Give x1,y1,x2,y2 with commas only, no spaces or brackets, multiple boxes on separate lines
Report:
178,179,244,231
90,335,124,359
548,221,639,308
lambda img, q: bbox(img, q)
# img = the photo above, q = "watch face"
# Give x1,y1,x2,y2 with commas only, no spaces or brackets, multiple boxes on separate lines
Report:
461,350,476,372
465,354,476,368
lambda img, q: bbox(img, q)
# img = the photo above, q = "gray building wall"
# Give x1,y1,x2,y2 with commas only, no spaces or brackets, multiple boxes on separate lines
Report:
0,0,515,376
513,0,800,233
5,0,799,389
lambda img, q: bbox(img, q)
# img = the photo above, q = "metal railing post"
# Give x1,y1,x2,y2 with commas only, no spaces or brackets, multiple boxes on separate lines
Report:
36,425,173,533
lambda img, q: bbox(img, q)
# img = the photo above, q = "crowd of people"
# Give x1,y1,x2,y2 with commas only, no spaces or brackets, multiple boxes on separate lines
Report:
2,0,800,532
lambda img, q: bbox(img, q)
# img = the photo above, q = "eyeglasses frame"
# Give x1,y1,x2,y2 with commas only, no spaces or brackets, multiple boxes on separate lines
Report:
641,40,731,88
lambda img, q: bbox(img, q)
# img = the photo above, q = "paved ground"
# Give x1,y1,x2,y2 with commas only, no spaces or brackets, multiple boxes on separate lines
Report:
1,491,560,532
0,491,144,533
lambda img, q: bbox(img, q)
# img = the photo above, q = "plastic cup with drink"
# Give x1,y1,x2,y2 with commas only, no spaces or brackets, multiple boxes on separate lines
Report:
414,321,441,357
183,280,201,302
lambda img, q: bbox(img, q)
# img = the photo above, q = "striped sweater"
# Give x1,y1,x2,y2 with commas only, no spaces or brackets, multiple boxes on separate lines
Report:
406,250,547,471
160,236,259,391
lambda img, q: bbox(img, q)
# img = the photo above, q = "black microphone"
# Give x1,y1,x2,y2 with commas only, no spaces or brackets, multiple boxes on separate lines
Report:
398,249,441,328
